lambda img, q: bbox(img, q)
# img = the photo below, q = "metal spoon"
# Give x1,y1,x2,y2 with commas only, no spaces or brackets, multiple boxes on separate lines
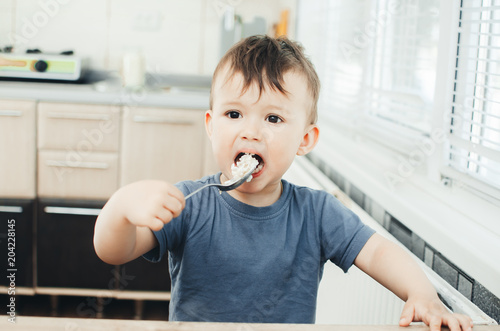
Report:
184,164,257,200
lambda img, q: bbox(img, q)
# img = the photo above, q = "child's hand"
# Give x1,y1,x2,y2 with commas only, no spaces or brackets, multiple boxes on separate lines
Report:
355,235,474,331
115,180,186,231
399,296,473,331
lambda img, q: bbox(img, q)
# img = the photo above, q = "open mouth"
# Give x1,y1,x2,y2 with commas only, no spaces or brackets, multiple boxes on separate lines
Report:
234,152,264,174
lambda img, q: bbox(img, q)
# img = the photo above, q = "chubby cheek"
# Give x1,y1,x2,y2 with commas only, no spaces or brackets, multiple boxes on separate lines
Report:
210,131,233,169
268,139,301,171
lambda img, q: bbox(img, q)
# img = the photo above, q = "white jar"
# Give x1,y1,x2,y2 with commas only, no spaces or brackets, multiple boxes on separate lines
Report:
122,51,145,88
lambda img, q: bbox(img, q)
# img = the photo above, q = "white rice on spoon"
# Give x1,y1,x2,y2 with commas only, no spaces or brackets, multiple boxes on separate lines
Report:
226,153,259,184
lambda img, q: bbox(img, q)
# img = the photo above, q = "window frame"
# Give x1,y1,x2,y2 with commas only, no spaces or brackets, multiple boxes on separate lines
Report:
296,0,500,298
437,0,500,201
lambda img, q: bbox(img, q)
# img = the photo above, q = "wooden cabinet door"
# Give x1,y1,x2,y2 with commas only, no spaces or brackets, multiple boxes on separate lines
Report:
0,199,34,288
0,99,36,198
120,107,206,185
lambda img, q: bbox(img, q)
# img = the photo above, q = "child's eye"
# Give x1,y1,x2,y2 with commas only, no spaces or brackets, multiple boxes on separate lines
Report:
266,115,283,123
226,111,241,119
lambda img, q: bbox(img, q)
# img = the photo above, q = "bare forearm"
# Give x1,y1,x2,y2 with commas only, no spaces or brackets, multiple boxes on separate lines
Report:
93,198,139,265
93,180,180,266
355,234,437,302
355,234,473,330
94,193,158,265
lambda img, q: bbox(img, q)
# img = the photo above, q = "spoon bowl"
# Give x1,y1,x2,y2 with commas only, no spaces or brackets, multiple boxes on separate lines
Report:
184,165,257,200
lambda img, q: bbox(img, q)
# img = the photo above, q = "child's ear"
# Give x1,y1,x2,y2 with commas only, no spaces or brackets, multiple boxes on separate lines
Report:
205,110,213,140
296,125,319,156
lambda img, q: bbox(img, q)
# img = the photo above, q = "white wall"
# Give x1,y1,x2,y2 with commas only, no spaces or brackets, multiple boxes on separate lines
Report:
0,0,296,76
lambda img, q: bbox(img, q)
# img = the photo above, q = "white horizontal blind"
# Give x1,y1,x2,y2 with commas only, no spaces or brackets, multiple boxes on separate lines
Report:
447,0,500,191
365,0,439,136
318,1,367,126
298,0,440,151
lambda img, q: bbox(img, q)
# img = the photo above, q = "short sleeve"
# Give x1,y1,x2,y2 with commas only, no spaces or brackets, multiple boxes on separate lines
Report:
142,216,186,262
320,194,375,272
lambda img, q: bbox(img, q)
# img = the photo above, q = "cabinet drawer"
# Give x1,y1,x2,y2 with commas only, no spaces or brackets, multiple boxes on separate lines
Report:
38,150,118,199
38,102,120,152
0,99,36,198
120,107,205,185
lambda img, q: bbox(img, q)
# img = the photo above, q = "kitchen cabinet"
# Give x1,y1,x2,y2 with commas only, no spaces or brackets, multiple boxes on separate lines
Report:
37,102,120,152
120,106,207,185
0,99,36,198
37,102,121,199
38,150,119,200
0,199,34,288
36,199,116,289
1,95,215,299
0,85,216,310
0,99,36,289
36,198,171,292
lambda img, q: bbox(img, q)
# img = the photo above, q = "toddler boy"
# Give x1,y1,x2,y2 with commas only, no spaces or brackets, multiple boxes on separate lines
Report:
94,35,472,330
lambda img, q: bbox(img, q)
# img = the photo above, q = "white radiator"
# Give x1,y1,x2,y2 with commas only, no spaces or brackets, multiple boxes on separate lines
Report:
316,263,404,324
284,157,496,325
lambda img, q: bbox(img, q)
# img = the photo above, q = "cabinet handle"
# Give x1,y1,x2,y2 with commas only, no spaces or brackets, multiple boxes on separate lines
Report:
0,110,23,117
46,160,109,170
47,112,111,121
0,206,23,213
44,206,101,216
132,115,195,125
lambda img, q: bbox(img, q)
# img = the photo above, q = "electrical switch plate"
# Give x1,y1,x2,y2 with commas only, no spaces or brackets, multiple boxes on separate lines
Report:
133,12,162,31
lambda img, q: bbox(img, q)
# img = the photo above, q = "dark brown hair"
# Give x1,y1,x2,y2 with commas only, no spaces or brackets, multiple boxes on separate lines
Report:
210,35,320,124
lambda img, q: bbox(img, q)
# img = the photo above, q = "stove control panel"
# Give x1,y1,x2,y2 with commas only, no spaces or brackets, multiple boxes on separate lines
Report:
0,52,87,81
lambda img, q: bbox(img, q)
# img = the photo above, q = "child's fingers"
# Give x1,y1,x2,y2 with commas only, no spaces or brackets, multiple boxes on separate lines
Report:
149,218,165,232
399,302,415,327
165,184,186,208
443,315,461,331
447,314,473,331
144,193,183,227
153,204,175,224
162,194,185,218
428,315,443,331
461,315,473,331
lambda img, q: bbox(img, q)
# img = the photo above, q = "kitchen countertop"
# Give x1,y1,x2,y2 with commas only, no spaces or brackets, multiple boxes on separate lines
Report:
0,72,211,109
3,317,499,331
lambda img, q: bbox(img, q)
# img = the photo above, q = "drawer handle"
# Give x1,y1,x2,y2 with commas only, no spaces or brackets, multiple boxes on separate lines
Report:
0,110,23,117
44,206,101,216
46,160,109,170
0,206,23,213
133,115,195,125
47,112,111,121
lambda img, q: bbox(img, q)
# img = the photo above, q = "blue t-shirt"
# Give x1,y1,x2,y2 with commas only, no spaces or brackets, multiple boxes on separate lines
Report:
144,173,375,323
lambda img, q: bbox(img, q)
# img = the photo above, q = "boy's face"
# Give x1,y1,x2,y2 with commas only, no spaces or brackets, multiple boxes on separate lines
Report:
206,66,319,204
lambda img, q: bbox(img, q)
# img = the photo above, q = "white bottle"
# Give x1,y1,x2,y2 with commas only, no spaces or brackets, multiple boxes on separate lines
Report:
122,51,145,89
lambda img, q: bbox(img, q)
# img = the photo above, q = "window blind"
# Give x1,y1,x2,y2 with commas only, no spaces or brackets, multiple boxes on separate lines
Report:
447,0,500,192
298,0,441,152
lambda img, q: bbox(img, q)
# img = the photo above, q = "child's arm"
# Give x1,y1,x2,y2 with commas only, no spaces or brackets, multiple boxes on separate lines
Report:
93,180,185,265
354,233,473,331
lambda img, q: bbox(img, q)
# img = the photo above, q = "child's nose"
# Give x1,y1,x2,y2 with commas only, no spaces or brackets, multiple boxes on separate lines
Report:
240,119,262,141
